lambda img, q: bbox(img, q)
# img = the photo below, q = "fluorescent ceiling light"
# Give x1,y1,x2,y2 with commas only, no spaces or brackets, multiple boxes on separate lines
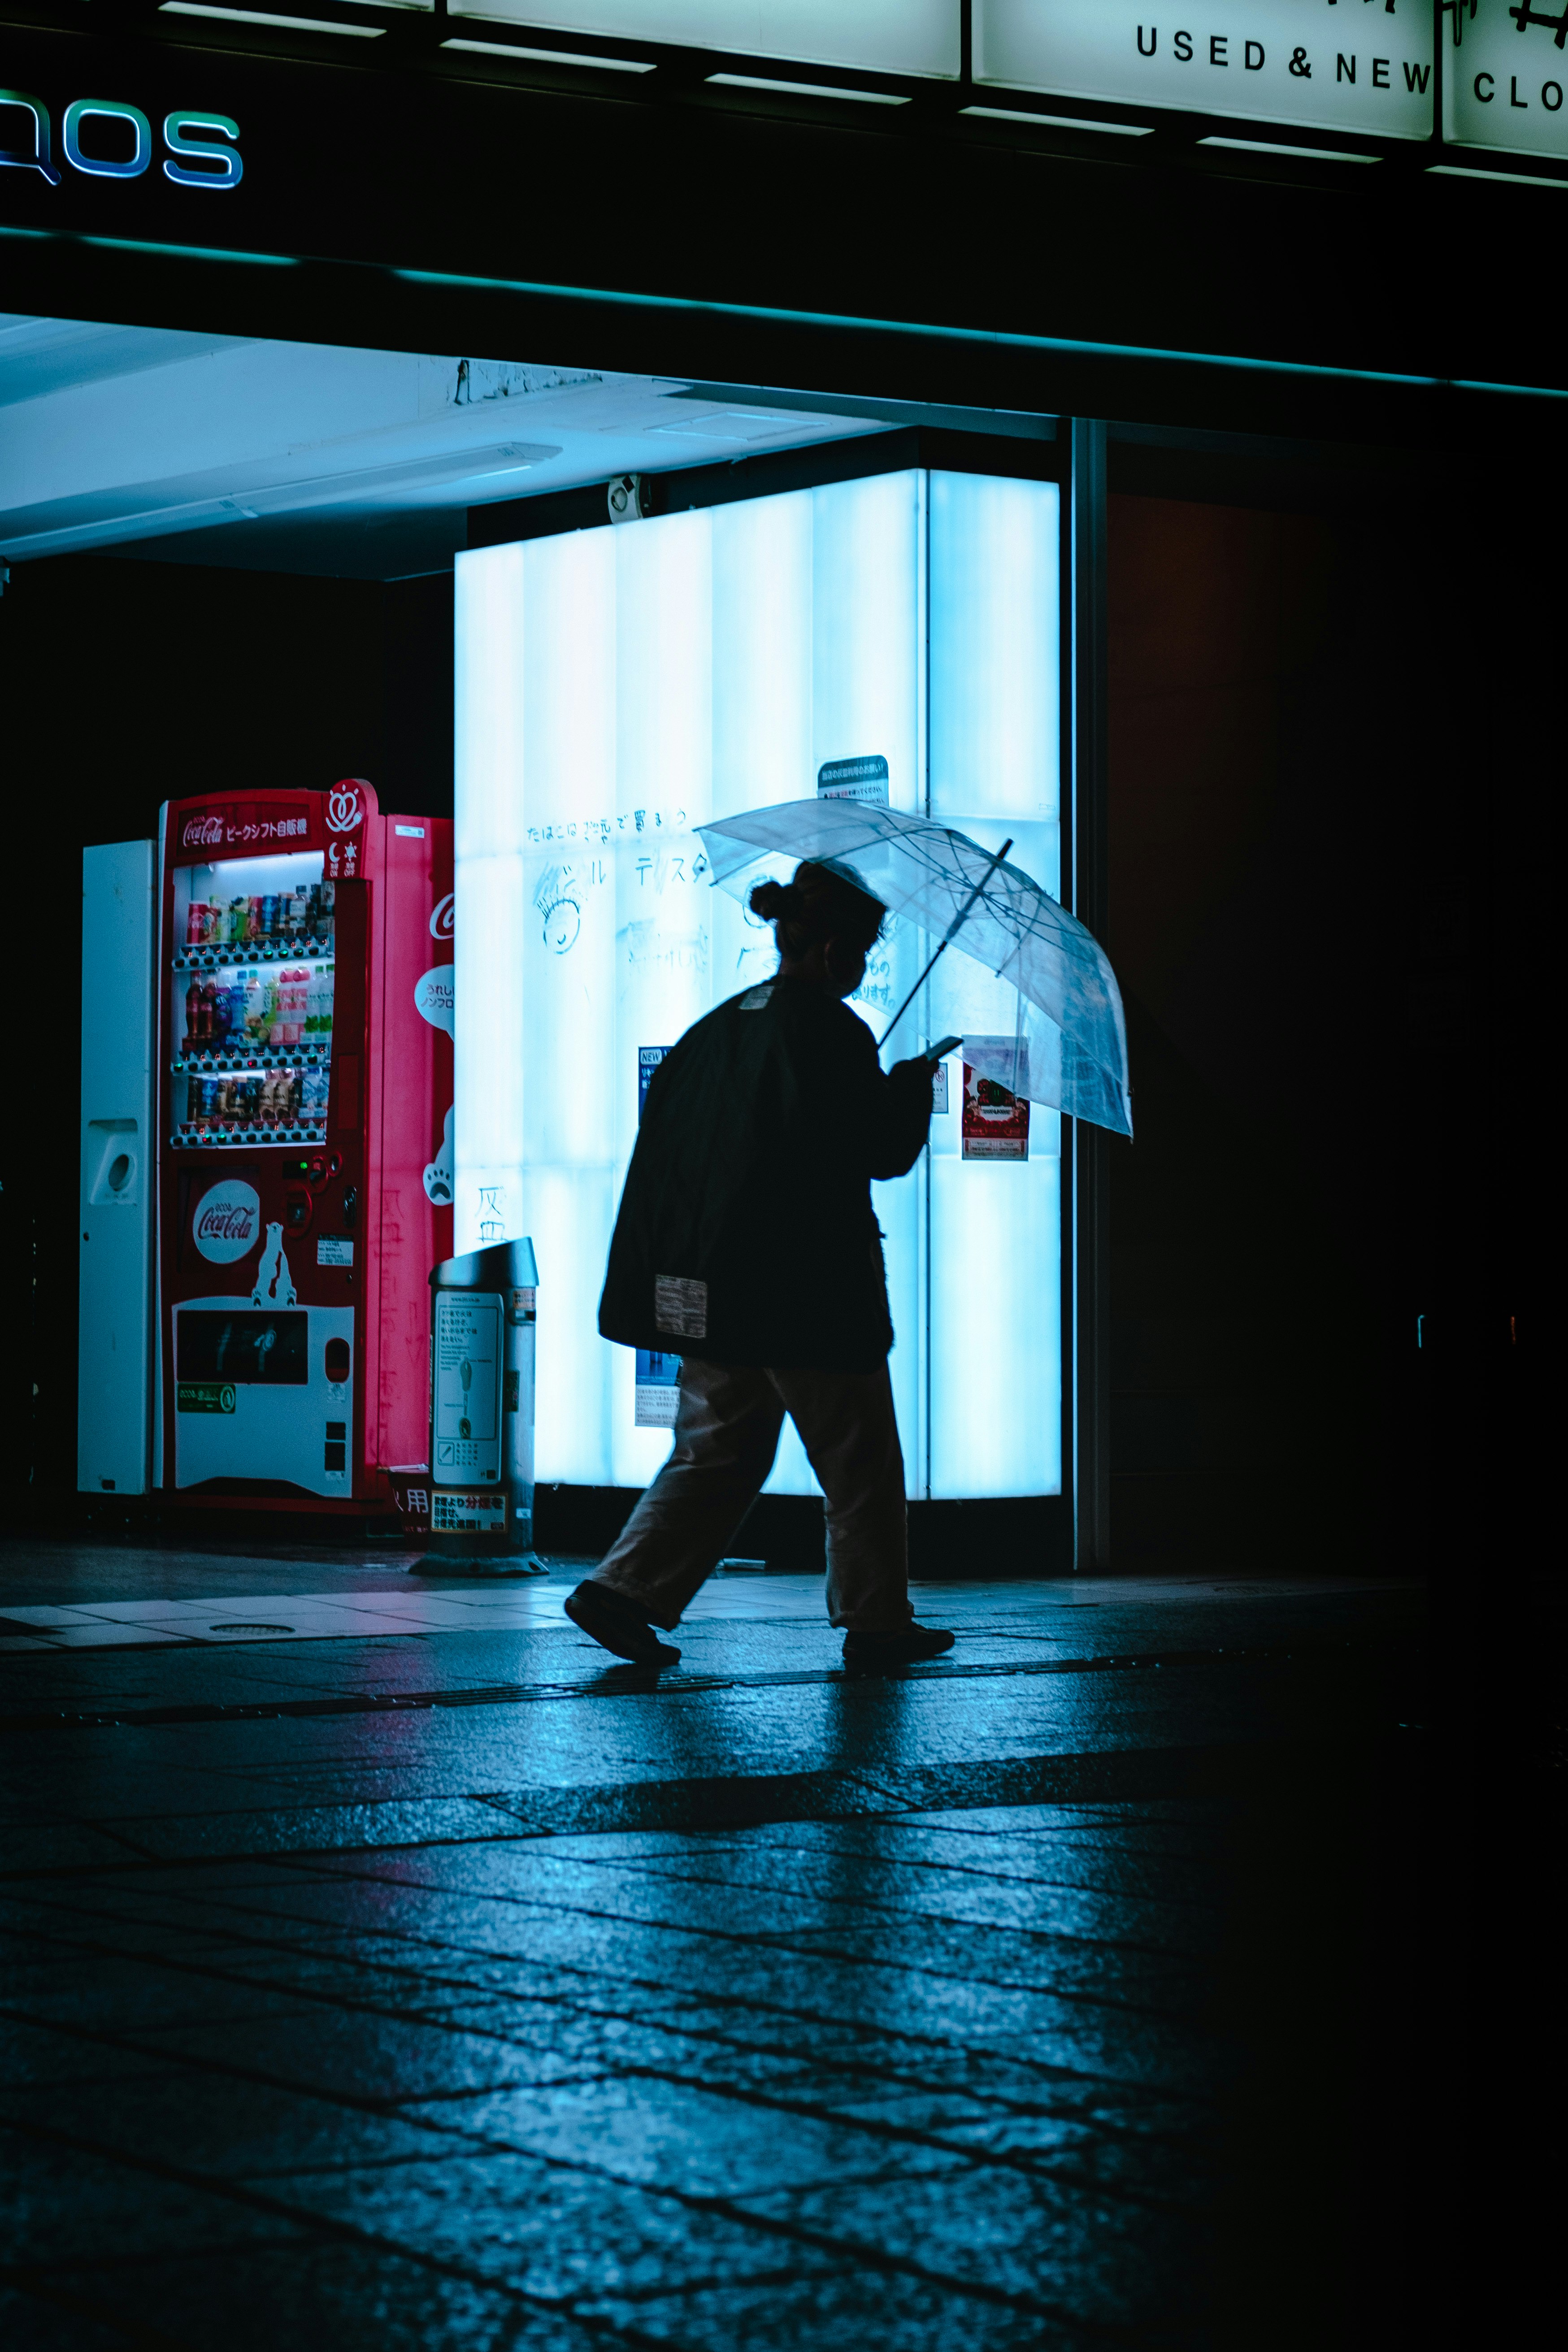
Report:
963,106,1150,136
707,73,909,105
1200,135,1376,163
1427,163,1568,190
1,439,559,559
442,38,653,71
651,409,796,440
160,4,384,32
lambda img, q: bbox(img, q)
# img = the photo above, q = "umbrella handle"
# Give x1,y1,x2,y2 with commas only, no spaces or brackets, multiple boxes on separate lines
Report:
877,836,1013,1051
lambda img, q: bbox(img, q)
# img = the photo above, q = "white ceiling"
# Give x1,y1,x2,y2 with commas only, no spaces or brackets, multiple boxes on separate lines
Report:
0,317,890,579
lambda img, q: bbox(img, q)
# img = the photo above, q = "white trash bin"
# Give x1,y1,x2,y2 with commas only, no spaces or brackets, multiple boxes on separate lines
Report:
418,1238,545,1575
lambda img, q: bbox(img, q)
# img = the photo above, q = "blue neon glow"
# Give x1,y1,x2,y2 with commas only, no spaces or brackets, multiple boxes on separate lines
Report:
163,113,244,190
0,90,61,185
63,100,152,179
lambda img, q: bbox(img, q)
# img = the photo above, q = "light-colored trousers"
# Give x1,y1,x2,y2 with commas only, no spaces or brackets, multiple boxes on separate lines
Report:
591,1355,913,1632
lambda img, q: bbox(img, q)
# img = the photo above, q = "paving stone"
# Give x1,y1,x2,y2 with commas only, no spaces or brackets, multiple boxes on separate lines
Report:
556,1836,1224,1950
410,2070,967,2199
0,2071,449,2178
121,2009,560,2104
16,2244,596,2352
1,1971,324,2035
0,2122,313,2264
250,2145,847,2304
577,2265,1114,2351
104,1797,519,1863
734,2158,1201,2330
0,2016,174,2092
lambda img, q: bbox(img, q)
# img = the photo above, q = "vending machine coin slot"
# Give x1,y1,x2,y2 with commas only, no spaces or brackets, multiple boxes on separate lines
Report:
284,1186,313,1234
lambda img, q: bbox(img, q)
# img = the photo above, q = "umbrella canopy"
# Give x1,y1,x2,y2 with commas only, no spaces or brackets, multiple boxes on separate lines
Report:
697,798,1132,1138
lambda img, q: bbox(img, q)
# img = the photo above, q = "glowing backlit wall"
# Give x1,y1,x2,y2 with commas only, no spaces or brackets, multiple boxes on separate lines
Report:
455,468,1060,1498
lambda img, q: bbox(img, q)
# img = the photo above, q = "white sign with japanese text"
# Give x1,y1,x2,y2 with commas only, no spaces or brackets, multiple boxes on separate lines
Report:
975,0,1435,140
432,1291,502,1481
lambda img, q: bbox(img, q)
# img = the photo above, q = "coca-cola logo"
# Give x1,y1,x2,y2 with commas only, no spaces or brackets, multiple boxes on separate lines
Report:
182,814,225,849
192,1179,261,1264
326,784,364,834
430,892,455,941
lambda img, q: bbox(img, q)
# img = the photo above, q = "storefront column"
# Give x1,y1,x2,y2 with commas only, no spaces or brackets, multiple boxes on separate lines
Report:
1069,418,1111,1572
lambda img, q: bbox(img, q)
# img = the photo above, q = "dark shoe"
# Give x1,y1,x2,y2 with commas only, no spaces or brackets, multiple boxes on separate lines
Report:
566,1580,681,1667
842,1624,955,1667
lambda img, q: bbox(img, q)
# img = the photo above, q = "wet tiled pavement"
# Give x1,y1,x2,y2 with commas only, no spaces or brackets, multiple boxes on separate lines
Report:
0,1542,1426,2349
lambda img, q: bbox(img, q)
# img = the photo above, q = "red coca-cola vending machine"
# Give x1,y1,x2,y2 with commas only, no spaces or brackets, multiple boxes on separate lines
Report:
153,780,452,1518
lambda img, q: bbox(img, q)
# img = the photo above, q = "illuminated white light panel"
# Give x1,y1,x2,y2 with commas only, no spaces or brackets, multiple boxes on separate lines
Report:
456,469,1060,1499
442,39,656,69
975,0,1434,143
449,3,960,78
159,5,390,31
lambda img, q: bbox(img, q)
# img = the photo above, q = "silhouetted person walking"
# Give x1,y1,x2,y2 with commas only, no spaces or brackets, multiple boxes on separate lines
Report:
567,860,954,1669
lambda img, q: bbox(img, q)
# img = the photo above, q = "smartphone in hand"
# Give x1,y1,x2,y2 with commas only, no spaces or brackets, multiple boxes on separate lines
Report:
922,1035,962,1065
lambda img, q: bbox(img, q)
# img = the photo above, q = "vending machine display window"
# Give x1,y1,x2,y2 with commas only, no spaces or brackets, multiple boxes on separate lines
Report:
169,851,336,1150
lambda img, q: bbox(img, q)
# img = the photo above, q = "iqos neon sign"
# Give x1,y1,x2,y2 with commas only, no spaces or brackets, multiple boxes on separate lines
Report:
0,91,242,189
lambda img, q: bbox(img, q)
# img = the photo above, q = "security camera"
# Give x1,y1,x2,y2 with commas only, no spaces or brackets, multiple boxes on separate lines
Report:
607,473,652,525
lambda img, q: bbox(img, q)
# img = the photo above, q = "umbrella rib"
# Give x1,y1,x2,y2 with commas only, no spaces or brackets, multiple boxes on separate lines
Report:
877,836,1013,1050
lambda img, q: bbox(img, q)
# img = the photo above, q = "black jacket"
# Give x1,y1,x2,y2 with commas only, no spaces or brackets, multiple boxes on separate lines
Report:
599,976,933,1371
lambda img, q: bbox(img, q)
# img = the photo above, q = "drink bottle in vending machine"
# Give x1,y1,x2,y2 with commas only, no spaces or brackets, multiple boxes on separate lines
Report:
115,780,459,1518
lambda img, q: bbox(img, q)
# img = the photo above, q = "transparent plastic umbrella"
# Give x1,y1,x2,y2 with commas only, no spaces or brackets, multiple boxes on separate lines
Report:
697,798,1132,1137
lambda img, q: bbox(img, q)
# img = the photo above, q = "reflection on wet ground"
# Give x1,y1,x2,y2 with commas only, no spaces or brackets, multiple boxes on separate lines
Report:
0,1545,1426,2348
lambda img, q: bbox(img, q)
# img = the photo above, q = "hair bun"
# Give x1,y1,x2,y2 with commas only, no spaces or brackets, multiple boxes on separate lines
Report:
748,861,885,959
